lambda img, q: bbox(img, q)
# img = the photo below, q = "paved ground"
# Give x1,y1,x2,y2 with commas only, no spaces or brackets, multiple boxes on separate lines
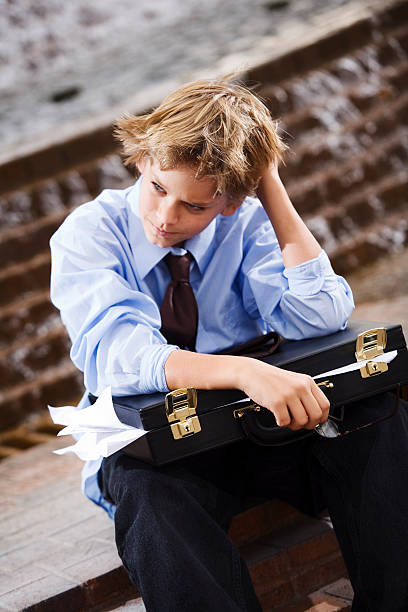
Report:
0,438,124,612
0,0,390,160
346,246,408,337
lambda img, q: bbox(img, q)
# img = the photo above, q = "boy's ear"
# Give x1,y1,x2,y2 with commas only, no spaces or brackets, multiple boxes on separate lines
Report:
220,198,244,217
136,157,149,175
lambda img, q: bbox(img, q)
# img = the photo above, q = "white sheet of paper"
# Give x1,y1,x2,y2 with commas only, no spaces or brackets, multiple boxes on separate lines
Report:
313,350,397,379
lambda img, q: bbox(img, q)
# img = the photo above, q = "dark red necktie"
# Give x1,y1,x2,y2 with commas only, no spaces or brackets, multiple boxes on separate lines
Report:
160,252,198,350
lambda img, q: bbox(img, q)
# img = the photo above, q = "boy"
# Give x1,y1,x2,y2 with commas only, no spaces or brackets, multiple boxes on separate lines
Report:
50,76,408,611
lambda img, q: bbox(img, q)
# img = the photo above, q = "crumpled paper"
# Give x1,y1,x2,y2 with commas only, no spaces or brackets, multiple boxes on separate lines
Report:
49,386,146,460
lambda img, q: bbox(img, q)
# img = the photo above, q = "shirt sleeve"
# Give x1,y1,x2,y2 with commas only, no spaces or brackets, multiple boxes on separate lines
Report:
50,201,178,396
239,212,355,340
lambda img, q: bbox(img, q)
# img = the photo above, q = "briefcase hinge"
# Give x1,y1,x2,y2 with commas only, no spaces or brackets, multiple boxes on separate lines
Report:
165,388,201,440
355,328,388,378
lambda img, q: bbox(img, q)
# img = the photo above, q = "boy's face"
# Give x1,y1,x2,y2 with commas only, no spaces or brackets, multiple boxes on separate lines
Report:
137,158,242,248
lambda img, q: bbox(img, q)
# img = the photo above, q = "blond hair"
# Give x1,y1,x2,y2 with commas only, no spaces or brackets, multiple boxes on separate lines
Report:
115,75,286,199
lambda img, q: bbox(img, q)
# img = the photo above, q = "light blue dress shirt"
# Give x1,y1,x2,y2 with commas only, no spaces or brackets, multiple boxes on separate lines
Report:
50,176,354,518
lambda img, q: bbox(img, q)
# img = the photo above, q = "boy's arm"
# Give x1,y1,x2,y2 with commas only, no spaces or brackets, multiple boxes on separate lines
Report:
164,349,330,431
255,163,322,268
50,202,179,398
238,163,354,340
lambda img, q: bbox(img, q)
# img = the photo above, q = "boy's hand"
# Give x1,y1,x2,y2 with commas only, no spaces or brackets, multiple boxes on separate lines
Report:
238,358,330,430
165,351,329,430
254,159,322,268
256,161,281,201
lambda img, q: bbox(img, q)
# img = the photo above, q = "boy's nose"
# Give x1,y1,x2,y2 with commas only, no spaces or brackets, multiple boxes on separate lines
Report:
157,200,179,226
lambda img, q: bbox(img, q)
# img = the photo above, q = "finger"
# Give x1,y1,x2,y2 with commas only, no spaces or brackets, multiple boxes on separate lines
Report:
270,404,292,428
286,398,310,430
298,392,324,429
310,383,330,423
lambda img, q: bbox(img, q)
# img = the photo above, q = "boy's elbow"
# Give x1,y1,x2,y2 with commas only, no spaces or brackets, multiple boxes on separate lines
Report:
280,290,355,340
308,293,355,338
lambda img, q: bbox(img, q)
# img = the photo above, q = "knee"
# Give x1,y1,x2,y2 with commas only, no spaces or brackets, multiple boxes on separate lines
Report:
114,467,182,527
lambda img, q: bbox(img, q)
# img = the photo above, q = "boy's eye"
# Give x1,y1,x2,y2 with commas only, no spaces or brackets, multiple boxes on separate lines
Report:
152,182,165,193
151,182,204,211
186,203,204,212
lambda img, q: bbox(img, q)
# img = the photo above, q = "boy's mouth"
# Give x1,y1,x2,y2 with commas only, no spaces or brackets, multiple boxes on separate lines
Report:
150,221,176,237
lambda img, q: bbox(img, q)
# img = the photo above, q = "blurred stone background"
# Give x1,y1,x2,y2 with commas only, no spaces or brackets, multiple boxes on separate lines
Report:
0,0,388,158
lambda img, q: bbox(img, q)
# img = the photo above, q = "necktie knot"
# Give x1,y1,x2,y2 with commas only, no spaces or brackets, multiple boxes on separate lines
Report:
160,252,198,350
165,252,192,284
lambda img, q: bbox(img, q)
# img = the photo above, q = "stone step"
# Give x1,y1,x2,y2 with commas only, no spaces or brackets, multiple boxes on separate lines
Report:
0,209,72,267
0,125,117,196
275,48,408,134
0,177,76,233
329,211,408,275
0,326,70,389
320,138,408,212
229,499,302,548
0,427,52,454
0,414,61,459
304,171,408,253
244,515,346,611
286,85,408,165
2,56,405,242
0,252,50,307
100,580,353,612
260,36,408,124
0,2,406,201
96,597,146,612
94,578,353,612
328,172,407,231
289,135,408,216
0,359,83,431
0,155,132,232
272,580,352,611
280,92,408,185
0,289,58,350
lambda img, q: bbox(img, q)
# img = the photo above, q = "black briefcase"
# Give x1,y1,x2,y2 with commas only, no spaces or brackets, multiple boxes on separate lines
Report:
110,322,408,465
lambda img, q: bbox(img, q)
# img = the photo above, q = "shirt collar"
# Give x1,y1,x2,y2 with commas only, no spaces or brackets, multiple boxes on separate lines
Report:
127,176,217,279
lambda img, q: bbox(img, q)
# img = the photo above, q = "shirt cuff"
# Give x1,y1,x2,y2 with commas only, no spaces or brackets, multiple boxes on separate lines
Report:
283,250,335,296
139,343,180,394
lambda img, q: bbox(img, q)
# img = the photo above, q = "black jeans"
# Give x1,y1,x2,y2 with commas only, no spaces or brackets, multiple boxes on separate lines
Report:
99,393,408,611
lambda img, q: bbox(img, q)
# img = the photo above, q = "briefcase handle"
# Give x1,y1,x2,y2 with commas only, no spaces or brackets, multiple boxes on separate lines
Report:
217,331,313,445
239,404,314,446
240,384,404,446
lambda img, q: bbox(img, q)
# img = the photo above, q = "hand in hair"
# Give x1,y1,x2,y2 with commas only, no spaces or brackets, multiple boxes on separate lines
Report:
256,161,322,268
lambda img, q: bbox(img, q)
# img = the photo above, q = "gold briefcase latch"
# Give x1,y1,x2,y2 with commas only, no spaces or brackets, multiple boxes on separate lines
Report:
165,388,201,440
355,328,388,379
